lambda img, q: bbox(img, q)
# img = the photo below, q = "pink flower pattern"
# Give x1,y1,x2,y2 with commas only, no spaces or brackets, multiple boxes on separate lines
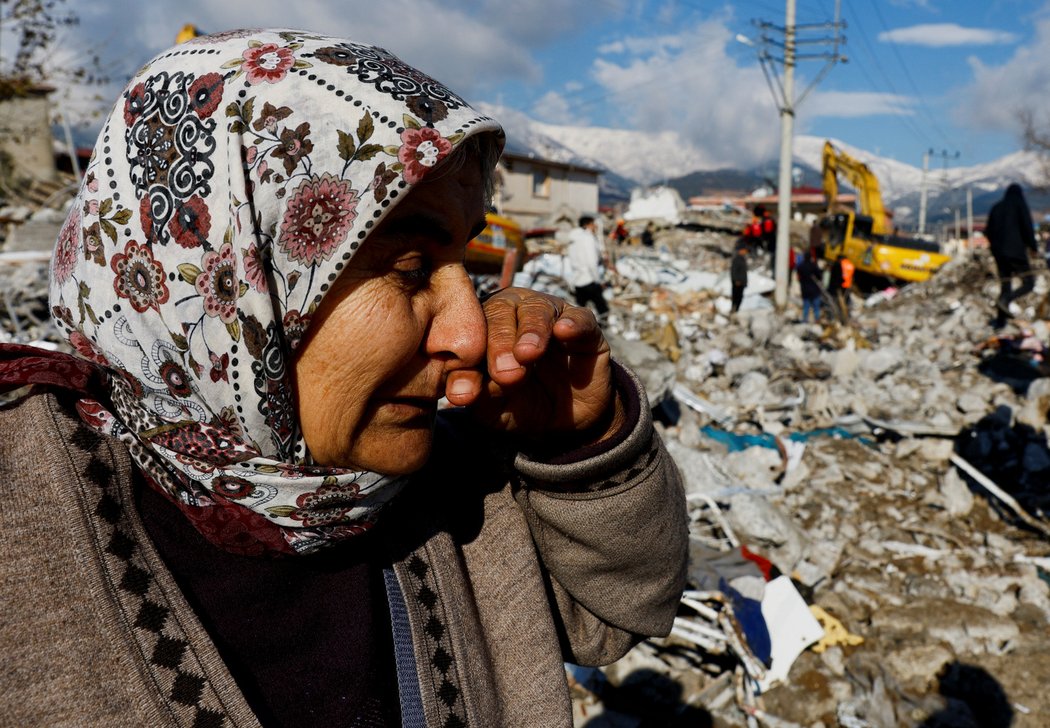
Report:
195,242,239,324
52,209,80,284
278,173,358,266
242,43,295,85
398,126,453,184
242,241,268,293
110,240,169,313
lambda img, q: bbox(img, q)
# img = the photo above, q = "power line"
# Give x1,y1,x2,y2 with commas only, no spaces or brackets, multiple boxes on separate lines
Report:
839,0,939,149
867,0,954,145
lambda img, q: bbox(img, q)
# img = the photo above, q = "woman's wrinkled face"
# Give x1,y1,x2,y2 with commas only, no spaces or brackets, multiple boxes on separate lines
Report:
293,156,488,473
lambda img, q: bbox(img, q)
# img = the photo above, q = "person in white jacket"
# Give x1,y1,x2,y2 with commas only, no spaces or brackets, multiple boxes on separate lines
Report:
566,215,609,318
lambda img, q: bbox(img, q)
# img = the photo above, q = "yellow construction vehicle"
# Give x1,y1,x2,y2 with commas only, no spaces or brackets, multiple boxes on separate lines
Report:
175,24,203,44
465,212,526,276
821,140,950,283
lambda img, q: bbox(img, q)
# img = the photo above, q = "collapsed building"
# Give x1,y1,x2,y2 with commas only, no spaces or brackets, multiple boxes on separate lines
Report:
514,227,1050,728
3,210,1049,728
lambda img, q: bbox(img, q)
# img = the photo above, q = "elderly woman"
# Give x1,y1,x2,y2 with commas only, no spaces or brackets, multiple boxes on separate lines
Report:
0,29,686,727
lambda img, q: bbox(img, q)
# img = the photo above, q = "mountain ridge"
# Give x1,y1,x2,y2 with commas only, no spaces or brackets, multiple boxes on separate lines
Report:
478,103,1049,223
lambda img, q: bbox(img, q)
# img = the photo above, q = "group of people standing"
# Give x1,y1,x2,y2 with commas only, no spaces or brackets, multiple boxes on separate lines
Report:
732,222,854,323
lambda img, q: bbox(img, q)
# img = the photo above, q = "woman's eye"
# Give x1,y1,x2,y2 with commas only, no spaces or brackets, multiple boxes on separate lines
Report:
394,257,432,287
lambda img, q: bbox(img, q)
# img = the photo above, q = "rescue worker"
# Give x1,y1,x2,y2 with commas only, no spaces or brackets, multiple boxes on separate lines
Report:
750,205,777,258
567,214,609,318
828,255,855,323
731,242,749,314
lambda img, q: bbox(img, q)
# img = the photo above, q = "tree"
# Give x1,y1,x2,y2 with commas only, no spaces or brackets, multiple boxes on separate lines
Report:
1020,108,1050,193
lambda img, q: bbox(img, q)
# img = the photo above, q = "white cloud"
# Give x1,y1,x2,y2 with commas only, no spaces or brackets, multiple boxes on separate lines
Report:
585,17,779,168
532,90,577,125
804,91,917,119
599,34,689,56
957,16,1050,133
877,23,1018,47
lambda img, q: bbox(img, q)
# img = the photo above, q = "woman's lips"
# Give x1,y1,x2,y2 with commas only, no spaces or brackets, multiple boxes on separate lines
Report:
375,396,438,417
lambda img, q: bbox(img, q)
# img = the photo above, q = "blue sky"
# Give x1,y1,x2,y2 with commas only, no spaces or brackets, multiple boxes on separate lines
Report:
4,0,1049,171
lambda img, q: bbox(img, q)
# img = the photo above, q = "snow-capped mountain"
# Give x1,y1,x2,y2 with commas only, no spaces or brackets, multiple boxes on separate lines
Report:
480,103,1048,221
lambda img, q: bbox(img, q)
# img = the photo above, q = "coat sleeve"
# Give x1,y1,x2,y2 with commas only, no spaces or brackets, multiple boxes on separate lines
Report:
508,364,689,666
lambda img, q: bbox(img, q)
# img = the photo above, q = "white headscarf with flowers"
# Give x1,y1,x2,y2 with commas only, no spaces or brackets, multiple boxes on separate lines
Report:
48,29,502,555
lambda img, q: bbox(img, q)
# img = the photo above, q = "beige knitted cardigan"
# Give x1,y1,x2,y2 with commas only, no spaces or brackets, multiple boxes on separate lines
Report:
0,375,686,727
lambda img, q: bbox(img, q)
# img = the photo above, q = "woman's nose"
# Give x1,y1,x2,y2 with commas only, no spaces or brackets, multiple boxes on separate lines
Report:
426,266,486,369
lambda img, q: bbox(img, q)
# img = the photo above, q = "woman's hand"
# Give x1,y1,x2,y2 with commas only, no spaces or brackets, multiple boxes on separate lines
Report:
445,288,624,443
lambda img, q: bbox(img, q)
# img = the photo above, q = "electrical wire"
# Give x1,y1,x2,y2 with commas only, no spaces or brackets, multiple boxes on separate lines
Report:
867,0,954,145
558,0,841,115
838,0,941,149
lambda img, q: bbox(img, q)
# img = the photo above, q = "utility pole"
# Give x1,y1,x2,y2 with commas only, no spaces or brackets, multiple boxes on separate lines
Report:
773,0,796,311
918,149,931,235
938,149,959,243
919,149,959,237
966,185,973,251
749,1,846,309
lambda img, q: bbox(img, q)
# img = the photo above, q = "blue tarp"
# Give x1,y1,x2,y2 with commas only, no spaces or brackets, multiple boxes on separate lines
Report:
699,425,873,451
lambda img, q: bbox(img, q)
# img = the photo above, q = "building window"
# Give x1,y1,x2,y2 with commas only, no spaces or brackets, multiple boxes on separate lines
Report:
532,169,550,198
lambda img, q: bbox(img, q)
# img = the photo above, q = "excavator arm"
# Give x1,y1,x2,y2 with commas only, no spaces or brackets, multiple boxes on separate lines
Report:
822,141,889,235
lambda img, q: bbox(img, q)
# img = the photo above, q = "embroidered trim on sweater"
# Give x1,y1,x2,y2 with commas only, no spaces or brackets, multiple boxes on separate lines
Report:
69,421,238,727
400,550,467,728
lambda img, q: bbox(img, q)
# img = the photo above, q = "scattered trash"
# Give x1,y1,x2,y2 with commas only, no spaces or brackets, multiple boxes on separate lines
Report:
562,229,1050,727
6,206,1050,728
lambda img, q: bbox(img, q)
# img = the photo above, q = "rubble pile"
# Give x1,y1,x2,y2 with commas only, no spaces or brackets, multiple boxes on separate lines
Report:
3,220,1049,726
572,229,1050,728
0,252,56,346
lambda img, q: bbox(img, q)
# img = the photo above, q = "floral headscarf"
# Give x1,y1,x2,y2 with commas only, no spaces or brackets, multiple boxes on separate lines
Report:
48,29,502,555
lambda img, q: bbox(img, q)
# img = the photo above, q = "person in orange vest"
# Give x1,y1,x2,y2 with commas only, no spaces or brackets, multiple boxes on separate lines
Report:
762,210,777,257
828,255,855,323
750,205,777,257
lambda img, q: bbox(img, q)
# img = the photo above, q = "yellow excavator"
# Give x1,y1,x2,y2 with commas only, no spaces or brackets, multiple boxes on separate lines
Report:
821,140,950,283
175,24,203,43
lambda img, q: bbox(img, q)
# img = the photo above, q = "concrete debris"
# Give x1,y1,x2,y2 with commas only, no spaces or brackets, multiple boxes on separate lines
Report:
622,185,687,226
5,216,1050,728
0,251,58,347
566,228,1050,728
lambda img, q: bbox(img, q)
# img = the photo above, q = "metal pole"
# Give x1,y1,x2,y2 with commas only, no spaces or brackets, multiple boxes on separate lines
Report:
954,208,960,243
773,0,796,310
918,150,930,235
58,112,82,182
966,185,973,251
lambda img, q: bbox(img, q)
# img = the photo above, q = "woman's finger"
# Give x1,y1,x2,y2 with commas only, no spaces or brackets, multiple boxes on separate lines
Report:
552,304,610,356
444,368,484,406
483,288,560,385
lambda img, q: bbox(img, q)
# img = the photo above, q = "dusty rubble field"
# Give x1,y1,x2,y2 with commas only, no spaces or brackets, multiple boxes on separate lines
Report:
5,228,1050,727
569,228,1050,728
